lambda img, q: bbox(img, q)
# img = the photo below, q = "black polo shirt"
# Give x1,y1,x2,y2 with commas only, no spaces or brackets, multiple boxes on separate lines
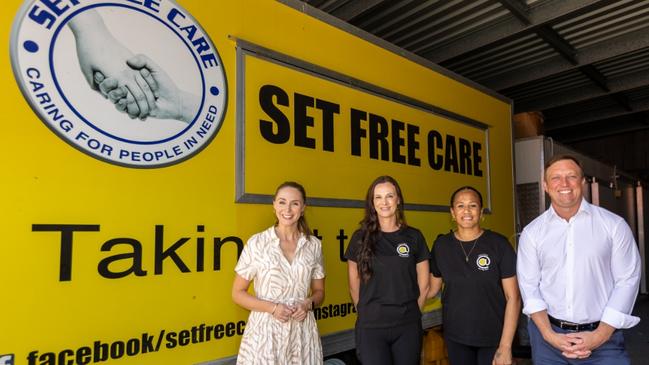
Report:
345,226,430,328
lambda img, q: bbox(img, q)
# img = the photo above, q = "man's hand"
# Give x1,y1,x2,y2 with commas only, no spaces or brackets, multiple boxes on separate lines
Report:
563,323,615,358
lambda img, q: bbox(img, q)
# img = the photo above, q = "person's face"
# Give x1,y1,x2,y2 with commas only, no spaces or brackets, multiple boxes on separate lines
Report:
273,187,305,227
450,190,482,230
543,159,585,213
373,182,400,219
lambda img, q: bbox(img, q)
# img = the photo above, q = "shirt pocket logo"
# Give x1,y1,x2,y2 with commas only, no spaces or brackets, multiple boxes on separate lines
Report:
396,243,410,257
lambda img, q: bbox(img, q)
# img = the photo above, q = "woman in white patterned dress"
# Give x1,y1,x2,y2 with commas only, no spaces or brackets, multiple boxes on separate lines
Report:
232,181,326,365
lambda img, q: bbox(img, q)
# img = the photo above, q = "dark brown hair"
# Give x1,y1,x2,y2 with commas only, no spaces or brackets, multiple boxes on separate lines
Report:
450,186,483,208
544,154,584,179
273,181,311,238
357,176,407,282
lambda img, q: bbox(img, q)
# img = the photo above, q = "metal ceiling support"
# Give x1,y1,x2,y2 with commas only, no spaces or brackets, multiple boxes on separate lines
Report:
545,99,649,131
515,69,649,111
303,0,329,8
555,120,649,143
328,0,386,21
487,27,649,91
425,0,617,63
578,64,609,92
497,0,530,25
611,94,634,112
536,25,578,65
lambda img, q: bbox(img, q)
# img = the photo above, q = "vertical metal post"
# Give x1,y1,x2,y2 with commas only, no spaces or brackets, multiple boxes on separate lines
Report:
591,178,600,206
636,182,646,294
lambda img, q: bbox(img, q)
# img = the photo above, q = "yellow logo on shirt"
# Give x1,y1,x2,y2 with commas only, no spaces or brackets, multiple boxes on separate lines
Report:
476,254,491,271
396,243,410,257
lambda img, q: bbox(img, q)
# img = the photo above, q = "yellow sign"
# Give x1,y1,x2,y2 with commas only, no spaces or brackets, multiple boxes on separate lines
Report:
239,47,491,211
0,0,514,364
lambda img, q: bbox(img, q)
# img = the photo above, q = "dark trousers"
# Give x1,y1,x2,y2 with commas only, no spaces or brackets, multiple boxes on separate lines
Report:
355,321,423,365
445,338,497,365
528,319,630,365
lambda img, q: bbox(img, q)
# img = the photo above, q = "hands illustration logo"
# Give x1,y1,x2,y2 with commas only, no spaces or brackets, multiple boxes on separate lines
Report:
69,9,199,124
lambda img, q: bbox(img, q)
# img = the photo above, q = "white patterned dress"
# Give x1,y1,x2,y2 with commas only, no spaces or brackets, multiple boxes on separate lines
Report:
235,226,325,365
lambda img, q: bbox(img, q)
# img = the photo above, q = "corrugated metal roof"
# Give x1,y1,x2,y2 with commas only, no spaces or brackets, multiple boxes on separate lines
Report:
296,0,649,178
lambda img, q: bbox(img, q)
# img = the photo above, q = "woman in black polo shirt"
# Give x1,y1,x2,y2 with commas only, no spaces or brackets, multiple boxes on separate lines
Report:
429,186,520,365
345,175,430,365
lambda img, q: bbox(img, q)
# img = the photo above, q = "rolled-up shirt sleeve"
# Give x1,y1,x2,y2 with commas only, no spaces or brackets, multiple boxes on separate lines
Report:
517,228,548,316
601,219,641,329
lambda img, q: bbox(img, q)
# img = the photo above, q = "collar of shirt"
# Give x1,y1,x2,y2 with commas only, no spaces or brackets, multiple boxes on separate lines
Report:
547,198,591,223
268,226,308,250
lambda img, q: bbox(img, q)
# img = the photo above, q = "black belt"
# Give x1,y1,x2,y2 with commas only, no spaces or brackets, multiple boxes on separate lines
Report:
548,315,599,332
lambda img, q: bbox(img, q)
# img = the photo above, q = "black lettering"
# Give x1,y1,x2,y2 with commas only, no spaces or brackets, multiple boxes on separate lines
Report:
225,322,236,337
459,138,472,175
213,236,244,270
473,142,483,177
294,93,315,149
98,238,147,279
316,99,339,152
178,330,191,346
76,347,91,365
32,224,100,281
407,124,420,166
259,85,290,144
93,341,108,362
214,324,225,339
57,349,72,365
141,333,154,353
196,225,204,272
427,130,443,170
154,225,190,274
369,113,389,161
126,339,139,356
165,332,177,349
350,108,367,156
391,119,406,164
444,134,459,173
110,341,124,359
337,229,348,262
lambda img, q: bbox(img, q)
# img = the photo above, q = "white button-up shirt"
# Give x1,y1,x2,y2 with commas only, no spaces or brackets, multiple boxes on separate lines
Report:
517,199,641,329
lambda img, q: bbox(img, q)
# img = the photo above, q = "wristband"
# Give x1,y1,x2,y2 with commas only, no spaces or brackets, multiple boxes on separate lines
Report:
271,303,278,315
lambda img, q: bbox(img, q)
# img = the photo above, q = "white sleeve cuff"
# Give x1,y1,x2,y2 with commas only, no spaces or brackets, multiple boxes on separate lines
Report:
522,298,548,316
600,306,640,329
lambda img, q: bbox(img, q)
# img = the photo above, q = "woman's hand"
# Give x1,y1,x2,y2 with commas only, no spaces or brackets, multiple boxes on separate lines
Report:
271,303,295,323
290,299,312,322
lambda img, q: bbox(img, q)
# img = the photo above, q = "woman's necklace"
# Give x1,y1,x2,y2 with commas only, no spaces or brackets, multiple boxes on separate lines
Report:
456,232,481,262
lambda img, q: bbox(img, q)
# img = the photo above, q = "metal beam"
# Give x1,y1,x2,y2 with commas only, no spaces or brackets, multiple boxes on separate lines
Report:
497,0,530,25
424,0,617,63
552,121,649,143
515,69,649,112
485,27,649,91
545,99,649,131
578,65,609,92
329,0,387,21
536,25,577,65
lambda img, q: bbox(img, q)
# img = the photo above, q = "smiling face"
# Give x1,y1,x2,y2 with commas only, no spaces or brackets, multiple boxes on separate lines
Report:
543,158,585,218
373,182,400,220
273,186,305,228
450,189,482,230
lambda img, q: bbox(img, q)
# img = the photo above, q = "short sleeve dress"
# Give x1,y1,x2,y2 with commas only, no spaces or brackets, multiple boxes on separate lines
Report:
235,226,326,365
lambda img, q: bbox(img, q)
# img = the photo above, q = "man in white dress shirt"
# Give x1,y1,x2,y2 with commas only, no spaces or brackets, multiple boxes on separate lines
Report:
517,154,641,364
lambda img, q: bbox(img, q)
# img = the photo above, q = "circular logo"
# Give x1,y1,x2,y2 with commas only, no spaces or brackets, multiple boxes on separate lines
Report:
476,254,491,271
396,243,410,257
10,0,227,168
